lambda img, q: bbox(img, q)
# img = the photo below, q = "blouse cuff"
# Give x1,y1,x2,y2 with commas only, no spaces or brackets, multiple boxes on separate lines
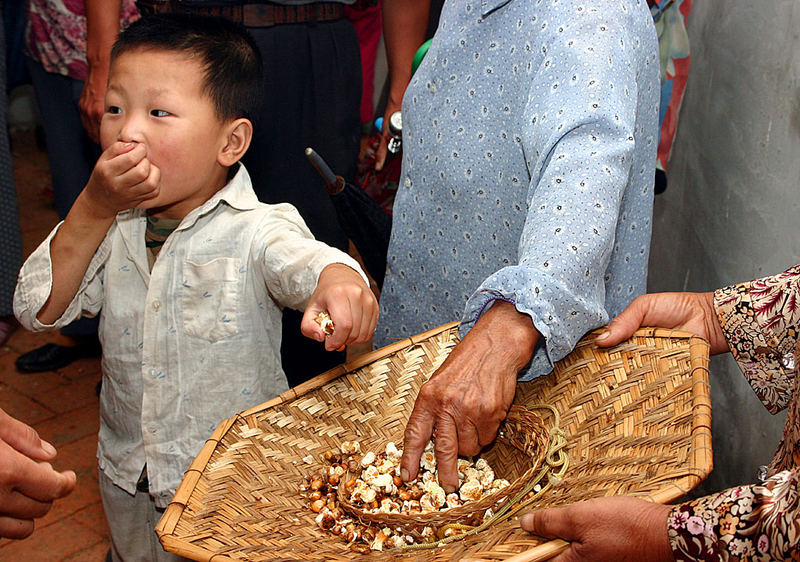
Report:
714,270,798,413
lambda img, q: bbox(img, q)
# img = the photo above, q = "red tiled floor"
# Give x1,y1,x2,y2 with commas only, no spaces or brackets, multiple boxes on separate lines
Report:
0,130,110,560
0,517,105,561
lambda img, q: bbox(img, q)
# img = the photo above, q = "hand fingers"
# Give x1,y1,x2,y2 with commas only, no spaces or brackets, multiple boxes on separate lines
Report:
456,422,481,457
324,301,352,352
88,103,104,144
594,295,650,347
12,459,76,502
131,160,162,207
355,291,378,344
300,307,328,343
105,140,143,161
375,136,388,171
520,507,578,541
0,409,56,461
400,397,436,482
432,415,459,493
79,111,97,145
476,417,503,449
0,488,54,520
0,516,35,540
79,102,102,144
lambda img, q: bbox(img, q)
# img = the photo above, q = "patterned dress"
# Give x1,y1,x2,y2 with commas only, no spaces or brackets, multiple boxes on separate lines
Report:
376,0,660,381
669,265,800,560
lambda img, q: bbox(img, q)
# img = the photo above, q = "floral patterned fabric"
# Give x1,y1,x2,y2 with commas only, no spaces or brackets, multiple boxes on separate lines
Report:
668,264,800,561
25,0,138,81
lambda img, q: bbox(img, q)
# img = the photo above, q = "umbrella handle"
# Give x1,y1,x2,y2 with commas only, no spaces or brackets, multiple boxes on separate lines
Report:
305,147,345,195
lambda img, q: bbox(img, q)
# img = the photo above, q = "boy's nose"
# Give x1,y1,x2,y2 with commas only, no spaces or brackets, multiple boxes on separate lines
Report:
117,118,145,144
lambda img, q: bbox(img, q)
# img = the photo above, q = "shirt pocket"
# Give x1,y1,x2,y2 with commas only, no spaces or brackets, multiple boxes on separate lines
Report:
181,257,240,342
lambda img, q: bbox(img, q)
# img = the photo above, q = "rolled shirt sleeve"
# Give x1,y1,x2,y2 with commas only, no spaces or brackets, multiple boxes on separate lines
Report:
461,4,655,380
14,221,110,331
254,202,369,311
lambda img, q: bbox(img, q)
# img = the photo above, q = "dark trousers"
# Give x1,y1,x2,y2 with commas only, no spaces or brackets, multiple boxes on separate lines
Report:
0,12,22,317
242,19,362,386
26,58,99,338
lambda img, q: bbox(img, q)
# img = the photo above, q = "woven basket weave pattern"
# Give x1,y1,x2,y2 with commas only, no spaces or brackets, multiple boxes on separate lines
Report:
156,323,711,561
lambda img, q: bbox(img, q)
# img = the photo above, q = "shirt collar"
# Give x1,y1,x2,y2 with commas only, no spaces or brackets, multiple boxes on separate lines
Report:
175,163,259,230
481,0,513,17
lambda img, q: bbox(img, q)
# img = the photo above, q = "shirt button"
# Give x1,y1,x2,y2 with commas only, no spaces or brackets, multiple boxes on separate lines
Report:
151,300,161,312
404,177,412,188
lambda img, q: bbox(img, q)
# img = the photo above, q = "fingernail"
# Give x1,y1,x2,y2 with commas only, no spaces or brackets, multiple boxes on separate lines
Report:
520,513,533,528
595,331,610,341
41,439,57,456
401,468,409,481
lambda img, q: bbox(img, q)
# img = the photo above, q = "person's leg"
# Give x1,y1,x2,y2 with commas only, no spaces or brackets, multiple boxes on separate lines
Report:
0,13,23,345
99,470,188,562
242,19,362,385
16,58,100,372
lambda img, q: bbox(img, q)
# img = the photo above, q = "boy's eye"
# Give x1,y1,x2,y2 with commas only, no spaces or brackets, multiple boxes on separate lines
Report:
151,109,170,117
107,106,122,115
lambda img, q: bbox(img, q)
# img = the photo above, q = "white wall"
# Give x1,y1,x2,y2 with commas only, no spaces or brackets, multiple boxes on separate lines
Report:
648,1,800,495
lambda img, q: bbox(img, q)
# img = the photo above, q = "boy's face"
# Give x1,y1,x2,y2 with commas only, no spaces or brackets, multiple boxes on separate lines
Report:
101,48,231,220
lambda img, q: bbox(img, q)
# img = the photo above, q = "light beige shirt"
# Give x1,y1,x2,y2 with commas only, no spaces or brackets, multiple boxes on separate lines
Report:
15,164,367,506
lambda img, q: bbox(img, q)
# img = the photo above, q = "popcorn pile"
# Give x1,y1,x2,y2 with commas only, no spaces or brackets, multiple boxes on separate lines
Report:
299,439,510,552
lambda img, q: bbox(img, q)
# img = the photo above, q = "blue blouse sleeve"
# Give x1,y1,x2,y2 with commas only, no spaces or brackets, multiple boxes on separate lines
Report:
461,4,657,380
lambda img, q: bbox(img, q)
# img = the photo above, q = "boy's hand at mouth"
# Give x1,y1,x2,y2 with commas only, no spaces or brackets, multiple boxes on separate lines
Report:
84,141,161,218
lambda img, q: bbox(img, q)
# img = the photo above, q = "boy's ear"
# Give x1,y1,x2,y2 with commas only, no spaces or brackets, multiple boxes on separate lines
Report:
218,118,253,167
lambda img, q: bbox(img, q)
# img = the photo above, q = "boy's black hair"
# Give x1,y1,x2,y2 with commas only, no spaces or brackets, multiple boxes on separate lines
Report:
112,13,263,123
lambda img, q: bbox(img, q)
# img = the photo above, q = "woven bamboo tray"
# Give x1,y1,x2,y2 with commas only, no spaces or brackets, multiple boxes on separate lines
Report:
156,322,712,561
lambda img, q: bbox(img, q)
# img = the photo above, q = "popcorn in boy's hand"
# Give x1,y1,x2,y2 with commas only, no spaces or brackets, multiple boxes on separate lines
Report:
315,311,335,336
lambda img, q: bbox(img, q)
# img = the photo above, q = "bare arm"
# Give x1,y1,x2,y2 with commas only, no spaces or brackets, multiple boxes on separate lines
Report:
375,0,430,170
38,141,160,324
81,0,122,142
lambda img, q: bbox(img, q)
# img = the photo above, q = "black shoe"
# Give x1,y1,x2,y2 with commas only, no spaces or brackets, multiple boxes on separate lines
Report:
15,341,102,373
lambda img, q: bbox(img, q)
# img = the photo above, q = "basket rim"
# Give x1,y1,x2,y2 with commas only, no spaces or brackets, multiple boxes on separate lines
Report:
155,325,712,562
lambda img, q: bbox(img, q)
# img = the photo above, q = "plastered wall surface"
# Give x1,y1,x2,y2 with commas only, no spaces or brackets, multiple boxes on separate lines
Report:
648,1,800,495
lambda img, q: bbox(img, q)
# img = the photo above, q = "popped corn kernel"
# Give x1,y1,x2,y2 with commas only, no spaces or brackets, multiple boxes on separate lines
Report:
341,440,361,455
459,479,482,502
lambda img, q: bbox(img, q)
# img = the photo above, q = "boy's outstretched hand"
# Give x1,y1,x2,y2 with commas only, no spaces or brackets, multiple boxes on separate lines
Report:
83,141,161,217
302,264,379,351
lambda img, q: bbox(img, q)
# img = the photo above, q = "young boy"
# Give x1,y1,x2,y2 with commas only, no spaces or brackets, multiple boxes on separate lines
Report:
14,14,378,561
